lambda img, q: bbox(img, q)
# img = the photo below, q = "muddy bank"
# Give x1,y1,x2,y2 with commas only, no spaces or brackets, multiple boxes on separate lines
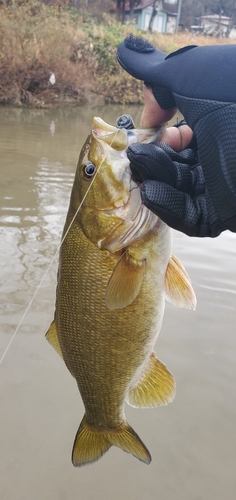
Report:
0,3,143,108
1,2,235,108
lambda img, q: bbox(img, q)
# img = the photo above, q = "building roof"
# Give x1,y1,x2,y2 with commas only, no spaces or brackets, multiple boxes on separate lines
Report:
201,14,230,26
125,0,177,14
163,1,178,15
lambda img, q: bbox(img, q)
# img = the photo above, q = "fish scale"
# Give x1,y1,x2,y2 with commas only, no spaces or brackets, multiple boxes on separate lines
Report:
58,225,162,426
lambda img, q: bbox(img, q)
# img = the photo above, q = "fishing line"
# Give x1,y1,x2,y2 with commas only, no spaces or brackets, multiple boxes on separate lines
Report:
0,127,120,366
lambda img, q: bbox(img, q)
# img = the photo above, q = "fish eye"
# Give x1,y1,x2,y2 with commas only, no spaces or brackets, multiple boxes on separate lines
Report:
82,162,96,179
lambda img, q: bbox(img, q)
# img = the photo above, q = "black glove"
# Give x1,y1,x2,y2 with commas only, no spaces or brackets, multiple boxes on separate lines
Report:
118,36,236,237
127,142,227,237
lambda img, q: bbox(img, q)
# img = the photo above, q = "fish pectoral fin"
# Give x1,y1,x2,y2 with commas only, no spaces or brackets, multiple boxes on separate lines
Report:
72,416,151,467
165,254,197,310
45,321,63,359
105,251,145,310
127,352,176,408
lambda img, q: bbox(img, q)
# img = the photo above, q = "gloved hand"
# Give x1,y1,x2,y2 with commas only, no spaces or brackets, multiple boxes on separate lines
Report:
117,35,236,238
127,142,226,237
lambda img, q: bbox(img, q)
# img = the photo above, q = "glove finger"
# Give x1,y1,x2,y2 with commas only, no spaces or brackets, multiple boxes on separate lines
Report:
128,143,180,185
141,180,213,237
128,143,205,196
154,142,196,164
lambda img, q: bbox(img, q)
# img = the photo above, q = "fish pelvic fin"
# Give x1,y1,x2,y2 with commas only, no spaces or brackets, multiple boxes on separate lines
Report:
45,321,63,359
105,251,145,310
165,254,197,310
127,352,176,408
72,416,151,467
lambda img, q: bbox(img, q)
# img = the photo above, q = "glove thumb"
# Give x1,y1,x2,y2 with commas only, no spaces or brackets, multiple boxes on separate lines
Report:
141,180,215,237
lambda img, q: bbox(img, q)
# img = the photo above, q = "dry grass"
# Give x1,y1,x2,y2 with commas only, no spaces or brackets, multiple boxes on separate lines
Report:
0,2,235,107
0,1,96,106
150,31,236,52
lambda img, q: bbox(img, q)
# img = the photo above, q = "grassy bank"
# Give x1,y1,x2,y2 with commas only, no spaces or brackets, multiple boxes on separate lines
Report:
0,1,235,107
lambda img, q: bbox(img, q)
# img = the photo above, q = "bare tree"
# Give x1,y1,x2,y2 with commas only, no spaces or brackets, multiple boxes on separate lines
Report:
149,1,158,31
117,0,126,22
129,0,135,20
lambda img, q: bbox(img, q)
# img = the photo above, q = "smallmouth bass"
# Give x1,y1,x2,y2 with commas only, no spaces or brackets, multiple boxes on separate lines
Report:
46,117,196,466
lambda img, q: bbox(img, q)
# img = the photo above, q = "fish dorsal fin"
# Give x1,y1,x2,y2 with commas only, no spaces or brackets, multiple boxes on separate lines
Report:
165,254,197,310
105,251,145,310
127,353,176,408
45,321,63,359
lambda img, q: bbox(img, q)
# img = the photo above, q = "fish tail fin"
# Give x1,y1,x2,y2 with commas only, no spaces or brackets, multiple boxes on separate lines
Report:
107,422,151,465
72,416,111,467
72,416,151,467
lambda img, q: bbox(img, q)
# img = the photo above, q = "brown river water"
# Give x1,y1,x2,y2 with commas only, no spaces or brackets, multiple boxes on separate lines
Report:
0,105,236,500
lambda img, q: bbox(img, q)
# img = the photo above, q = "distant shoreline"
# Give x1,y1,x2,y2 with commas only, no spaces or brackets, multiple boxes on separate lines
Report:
0,2,234,108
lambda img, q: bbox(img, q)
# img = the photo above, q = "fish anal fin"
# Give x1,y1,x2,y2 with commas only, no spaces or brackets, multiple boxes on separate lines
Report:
72,417,151,467
127,352,176,408
45,321,63,359
105,251,145,310
165,254,197,310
